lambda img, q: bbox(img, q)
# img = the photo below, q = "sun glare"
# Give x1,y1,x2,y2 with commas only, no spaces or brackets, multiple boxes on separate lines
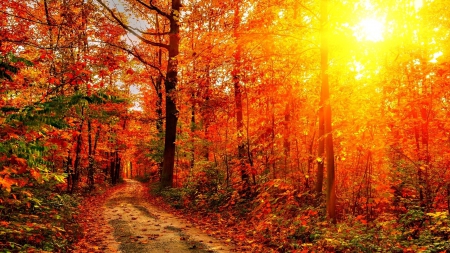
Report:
354,18,385,42
414,0,423,11
430,51,443,63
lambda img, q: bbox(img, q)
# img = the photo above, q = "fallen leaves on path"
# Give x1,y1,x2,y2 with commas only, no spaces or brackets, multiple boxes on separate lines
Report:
72,184,126,253
138,183,274,252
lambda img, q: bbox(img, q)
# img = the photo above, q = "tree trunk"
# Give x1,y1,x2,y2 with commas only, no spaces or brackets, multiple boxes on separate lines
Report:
283,101,291,177
233,0,249,184
160,0,181,188
87,119,94,190
71,106,84,193
321,0,337,222
155,75,164,134
130,161,133,178
114,151,121,183
316,102,325,195
191,101,196,168
155,14,164,136
110,151,116,184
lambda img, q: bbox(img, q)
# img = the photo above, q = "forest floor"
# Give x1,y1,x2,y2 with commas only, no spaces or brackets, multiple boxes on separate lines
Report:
72,179,235,253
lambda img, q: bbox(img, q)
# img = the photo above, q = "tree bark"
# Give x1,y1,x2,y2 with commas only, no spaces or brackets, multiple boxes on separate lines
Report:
71,106,84,193
160,0,181,188
155,14,164,136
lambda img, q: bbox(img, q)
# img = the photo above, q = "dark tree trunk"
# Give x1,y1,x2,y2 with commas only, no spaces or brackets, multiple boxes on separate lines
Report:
114,151,121,183
130,161,133,178
155,74,164,135
110,151,116,184
160,0,181,188
71,107,84,193
155,14,164,136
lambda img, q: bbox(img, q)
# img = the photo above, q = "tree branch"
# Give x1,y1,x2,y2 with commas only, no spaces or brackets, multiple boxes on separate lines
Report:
95,0,169,49
135,0,171,20
131,26,170,36
99,40,165,78
297,2,320,22
0,10,57,26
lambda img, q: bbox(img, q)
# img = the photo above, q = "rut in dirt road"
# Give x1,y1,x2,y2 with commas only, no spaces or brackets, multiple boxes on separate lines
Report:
103,179,233,253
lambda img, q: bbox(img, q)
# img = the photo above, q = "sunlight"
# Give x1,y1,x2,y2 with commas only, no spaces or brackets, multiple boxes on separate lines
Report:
414,0,423,11
354,18,385,42
429,51,443,63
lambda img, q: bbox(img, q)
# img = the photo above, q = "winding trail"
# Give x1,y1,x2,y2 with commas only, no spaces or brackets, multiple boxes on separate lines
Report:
93,179,234,253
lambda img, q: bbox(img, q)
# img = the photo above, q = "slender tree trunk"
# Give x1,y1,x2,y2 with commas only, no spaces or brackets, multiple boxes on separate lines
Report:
130,161,133,178
155,75,163,134
307,131,315,191
202,65,211,160
71,107,84,193
66,154,72,193
87,119,94,190
191,101,196,168
316,106,325,195
321,0,336,222
161,0,181,188
155,14,164,136
233,0,249,184
110,151,115,184
283,101,291,177
152,13,165,179
114,151,121,184
201,16,213,161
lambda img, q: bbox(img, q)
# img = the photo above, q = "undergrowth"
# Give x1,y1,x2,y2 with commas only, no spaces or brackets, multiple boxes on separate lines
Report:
152,173,450,253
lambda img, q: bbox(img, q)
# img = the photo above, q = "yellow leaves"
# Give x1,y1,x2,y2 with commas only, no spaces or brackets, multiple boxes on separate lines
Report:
0,175,16,192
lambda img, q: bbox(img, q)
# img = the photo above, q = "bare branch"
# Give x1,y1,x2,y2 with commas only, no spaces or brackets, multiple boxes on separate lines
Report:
297,2,320,22
131,26,170,36
95,0,169,49
0,10,57,26
135,0,171,20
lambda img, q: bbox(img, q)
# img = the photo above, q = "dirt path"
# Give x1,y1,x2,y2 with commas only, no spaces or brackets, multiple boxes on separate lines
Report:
99,179,234,253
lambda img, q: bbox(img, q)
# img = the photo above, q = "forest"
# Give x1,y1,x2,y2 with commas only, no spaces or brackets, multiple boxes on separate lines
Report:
1,0,450,252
